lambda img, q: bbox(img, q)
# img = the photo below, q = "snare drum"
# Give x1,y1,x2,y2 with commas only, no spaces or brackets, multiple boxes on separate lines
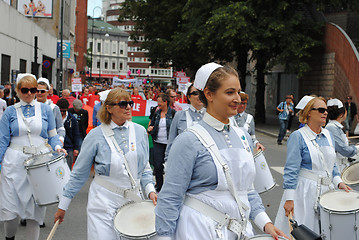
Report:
253,150,276,194
319,190,359,240
114,201,156,239
341,162,359,191
24,151,70,206
249,234,286,239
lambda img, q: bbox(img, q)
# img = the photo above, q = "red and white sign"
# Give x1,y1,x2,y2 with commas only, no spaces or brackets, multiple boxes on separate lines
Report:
178,77,190,84
131,99,188,116
174,71,186,78
71,78,82,92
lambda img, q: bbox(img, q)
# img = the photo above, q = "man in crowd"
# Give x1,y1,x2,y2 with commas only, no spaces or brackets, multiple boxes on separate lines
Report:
166,89,182,111
344,96,358,136
276,95,294,145
68,99,89,140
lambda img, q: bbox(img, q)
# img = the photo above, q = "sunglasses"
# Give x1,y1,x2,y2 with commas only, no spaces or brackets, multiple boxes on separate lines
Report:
188,91,199,96
21,88,37,94
239,102,248,105
110,101,134,109
37,89,48,94
311,107,328,113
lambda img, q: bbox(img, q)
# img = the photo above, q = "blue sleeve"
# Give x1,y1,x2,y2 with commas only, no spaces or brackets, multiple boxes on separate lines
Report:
137,124,153,190
0,107,14,162
326,125,357,157
155,132,198,236
283,131,303,189
93,104,99,127
54,106,65,138
43,104,62,150
165,111,181,162
248,190,266,220
63,129,100,199
277,102,283,109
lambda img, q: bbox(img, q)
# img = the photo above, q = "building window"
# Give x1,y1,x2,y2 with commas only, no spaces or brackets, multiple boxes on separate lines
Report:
104,60,108,69
112,61,116,70
97,42,101,53
119,62,123,70
97,60,100,69
20,59,26,73
120,49,123,55
112,43,117,54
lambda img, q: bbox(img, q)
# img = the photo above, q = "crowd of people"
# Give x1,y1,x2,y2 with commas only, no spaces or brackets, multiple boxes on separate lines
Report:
0,65,358,240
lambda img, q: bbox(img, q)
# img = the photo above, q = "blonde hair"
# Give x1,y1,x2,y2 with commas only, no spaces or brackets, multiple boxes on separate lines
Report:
298,96,327,124
239,92,249,102
97,88,131,124
15,75,37,93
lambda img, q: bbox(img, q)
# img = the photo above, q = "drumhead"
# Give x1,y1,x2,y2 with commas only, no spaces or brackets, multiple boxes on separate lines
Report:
114,201,156,238
24,151,64,168
319,190,359,212
249,234,286,239
341,162,359,185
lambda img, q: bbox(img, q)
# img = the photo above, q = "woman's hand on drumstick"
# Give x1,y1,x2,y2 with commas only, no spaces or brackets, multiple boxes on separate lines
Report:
256,142,266,151
57,148,68,156
54,208,66,224
283,200,294,217
149,192,157,206
264,222,290,240
338,182,352,192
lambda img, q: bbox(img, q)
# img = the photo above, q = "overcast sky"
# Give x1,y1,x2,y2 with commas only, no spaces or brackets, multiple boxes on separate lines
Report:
87,0,102,17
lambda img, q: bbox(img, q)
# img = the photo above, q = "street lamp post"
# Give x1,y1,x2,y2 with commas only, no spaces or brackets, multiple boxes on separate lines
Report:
90,6,102,83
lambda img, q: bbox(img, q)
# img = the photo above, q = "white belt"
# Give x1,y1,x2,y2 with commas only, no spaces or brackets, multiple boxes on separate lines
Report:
94,174,142,202
184,196,245,239
299,169,331,186
9,143,49,155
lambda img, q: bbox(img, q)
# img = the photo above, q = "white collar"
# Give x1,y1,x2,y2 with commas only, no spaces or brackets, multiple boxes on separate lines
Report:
328,120,343,129
110,120,129,129
239,111,245,117
203,112,230,131
303,124,324,140
189,104,205,114
20,99,36,106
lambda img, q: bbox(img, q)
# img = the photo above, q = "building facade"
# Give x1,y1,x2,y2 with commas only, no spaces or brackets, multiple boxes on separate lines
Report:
87,18,129,82
103,0,173,83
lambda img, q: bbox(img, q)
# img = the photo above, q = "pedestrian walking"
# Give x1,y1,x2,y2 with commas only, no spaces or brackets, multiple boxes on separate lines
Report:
0,73,65,240
68,99,89,140
56,98,82,169
274,95,351,236
276,95,294,145
156,63,287,240
344,96,358,136
54,88,157,240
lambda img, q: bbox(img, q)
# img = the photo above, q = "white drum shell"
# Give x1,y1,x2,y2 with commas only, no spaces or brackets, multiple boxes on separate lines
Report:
253,150,276,194
25,155,70,206
114,201,156,239
341,162,359,191
319,191,359,240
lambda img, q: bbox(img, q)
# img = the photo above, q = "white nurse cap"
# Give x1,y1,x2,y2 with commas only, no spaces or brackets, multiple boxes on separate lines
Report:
296,95,315,110
99,89,111,102
194,62,223,91
16,73,36,83
37,77,51,90
327,98,344,108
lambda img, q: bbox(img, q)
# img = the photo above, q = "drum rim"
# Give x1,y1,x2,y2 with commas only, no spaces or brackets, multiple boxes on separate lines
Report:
114,200,156,237
341,162,359,185
253,149,263,158
249,234,286,239
319,190,359,213
24,151,65,169
257,182,276,194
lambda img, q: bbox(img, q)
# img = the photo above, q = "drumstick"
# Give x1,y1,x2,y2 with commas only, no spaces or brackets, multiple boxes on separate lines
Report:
288,212,294,240
348,136,359,139
46,220,60,240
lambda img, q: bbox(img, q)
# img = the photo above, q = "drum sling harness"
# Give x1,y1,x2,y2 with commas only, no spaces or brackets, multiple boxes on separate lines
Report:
187,124,250,240
95,124,142,202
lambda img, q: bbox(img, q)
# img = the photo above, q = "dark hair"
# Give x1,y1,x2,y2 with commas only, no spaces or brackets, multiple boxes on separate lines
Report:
327,106,346,120
38,81,49,90
198,66,239,107
186,84,195,104
56,98,70,109
158,93,170,106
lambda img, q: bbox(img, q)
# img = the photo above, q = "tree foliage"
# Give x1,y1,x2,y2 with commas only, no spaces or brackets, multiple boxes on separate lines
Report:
120,0,355,122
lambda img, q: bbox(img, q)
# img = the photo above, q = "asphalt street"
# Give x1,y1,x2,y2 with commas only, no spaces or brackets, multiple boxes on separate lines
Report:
0,132,288,239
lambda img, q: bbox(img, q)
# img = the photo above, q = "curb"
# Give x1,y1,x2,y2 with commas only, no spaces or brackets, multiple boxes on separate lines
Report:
256,128,288,142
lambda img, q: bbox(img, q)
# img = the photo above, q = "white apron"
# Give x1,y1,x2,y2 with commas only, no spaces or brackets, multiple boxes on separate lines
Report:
87,122,140,240
0,102,49,223
176,127,256,239
326,122,349,172
275,127,336,236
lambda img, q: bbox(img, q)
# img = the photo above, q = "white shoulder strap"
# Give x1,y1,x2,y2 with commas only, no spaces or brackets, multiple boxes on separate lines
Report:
188,124,249,229
245,114,253,125
101,124,137,188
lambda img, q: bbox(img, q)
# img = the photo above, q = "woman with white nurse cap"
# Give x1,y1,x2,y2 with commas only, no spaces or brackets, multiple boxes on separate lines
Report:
274,95,351,236
155,63,287,240
0,73,65,240
325,98,359,172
